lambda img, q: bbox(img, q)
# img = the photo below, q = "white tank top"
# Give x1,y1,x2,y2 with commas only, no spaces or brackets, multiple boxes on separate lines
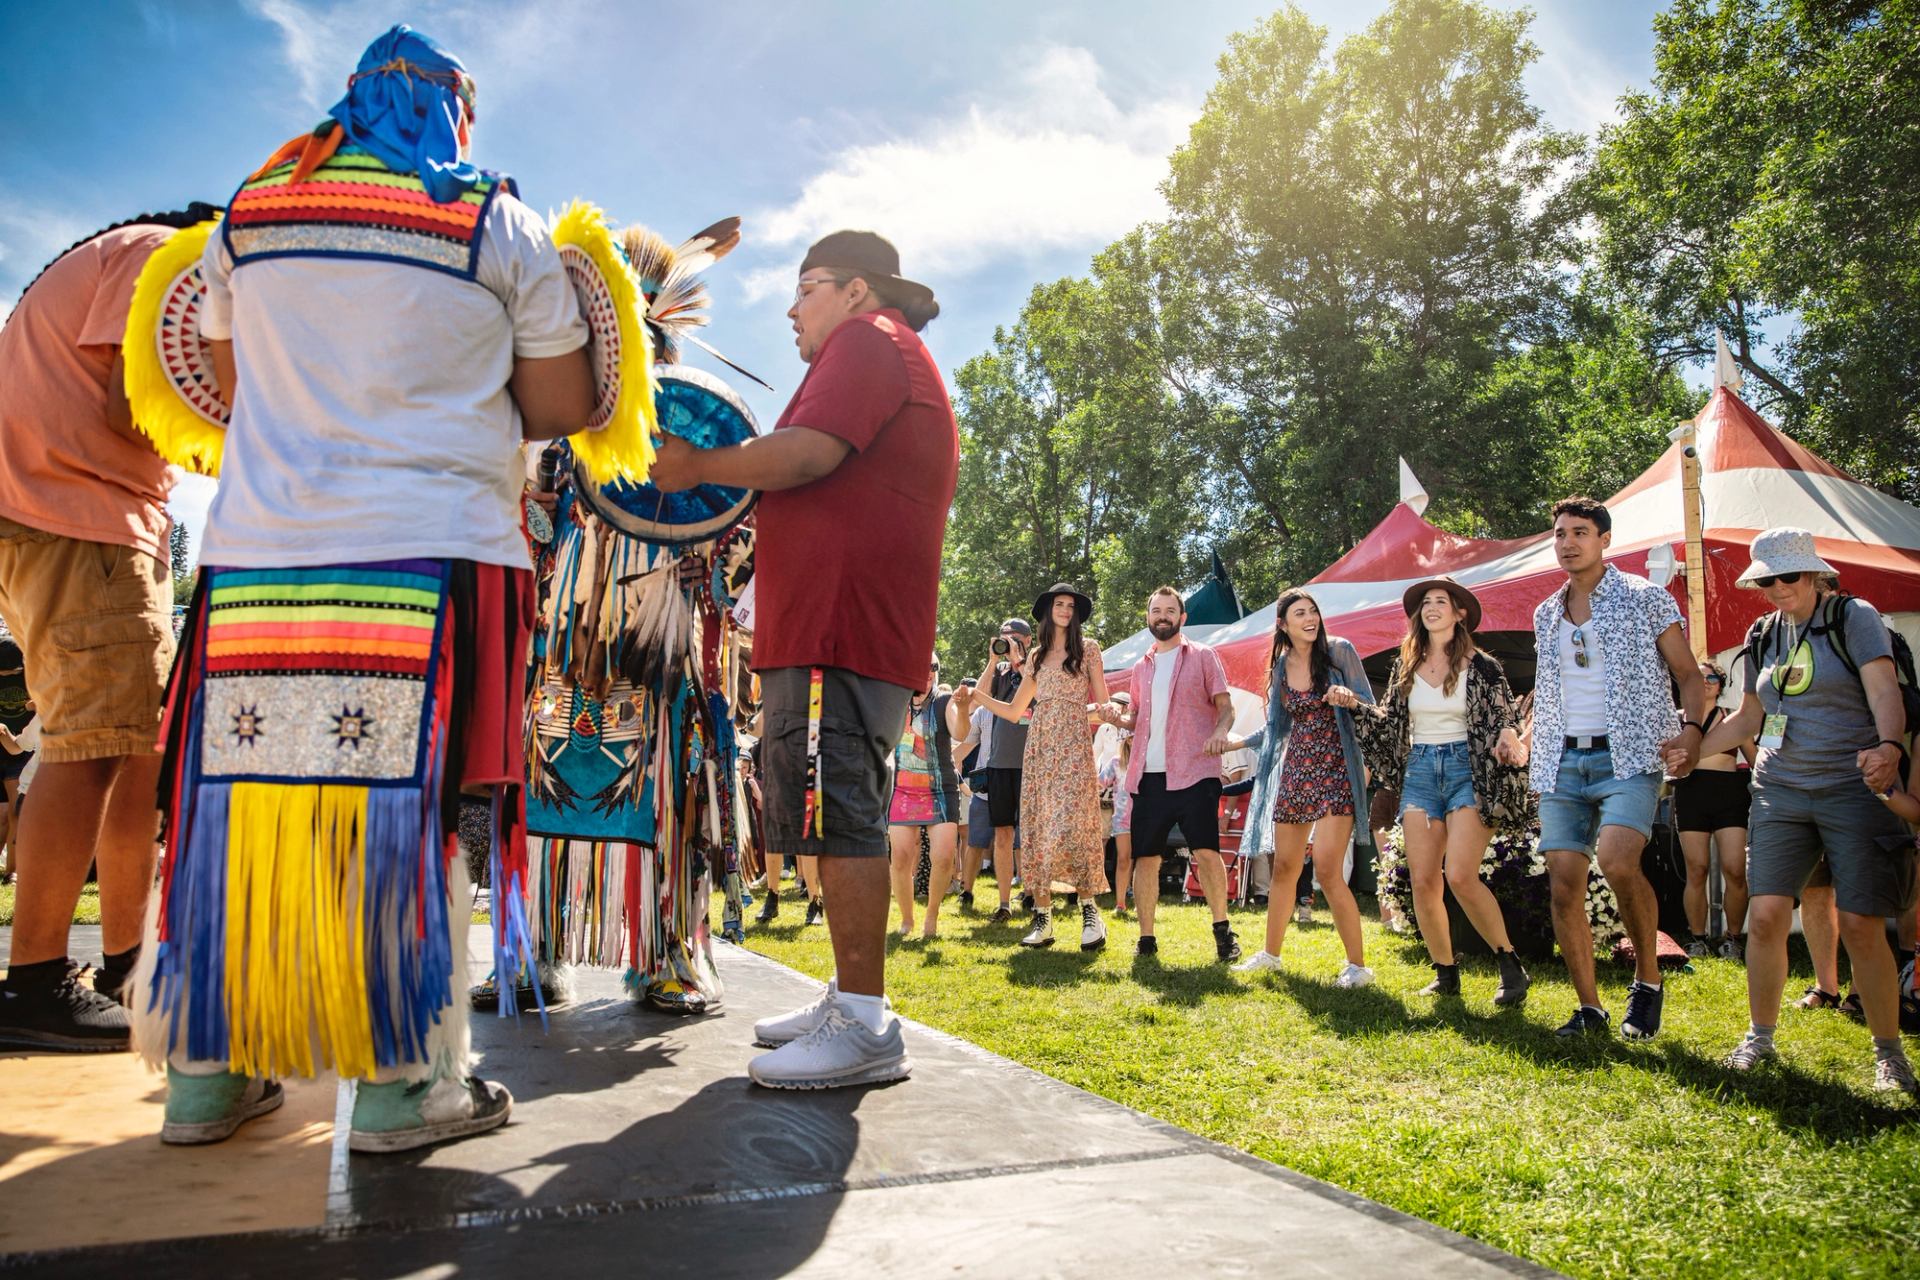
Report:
1409,675,1469,745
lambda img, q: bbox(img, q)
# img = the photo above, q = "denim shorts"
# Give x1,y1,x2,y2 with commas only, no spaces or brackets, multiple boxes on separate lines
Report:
1400,740,1476,823
1537,746,1660,856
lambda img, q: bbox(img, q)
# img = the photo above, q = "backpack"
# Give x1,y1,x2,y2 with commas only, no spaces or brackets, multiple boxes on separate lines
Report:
1743,593,1920,739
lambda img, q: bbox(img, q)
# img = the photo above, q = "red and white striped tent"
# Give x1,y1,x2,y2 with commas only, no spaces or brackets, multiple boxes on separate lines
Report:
1104,388,1920,694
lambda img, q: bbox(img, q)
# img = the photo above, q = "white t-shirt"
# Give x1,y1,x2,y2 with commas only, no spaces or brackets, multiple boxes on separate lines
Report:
1558,617,1608,736
197,191,588,569
1409,675,1469,745
1143,649,1177,774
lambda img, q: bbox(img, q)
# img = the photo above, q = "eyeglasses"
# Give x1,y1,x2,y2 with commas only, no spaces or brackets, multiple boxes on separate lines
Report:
1753,571,1805,588
1703,673,1724,684
1569,623,1589,668
792,274,848,306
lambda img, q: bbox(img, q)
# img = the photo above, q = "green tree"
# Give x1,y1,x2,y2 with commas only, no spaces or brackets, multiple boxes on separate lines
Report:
1159,0,1585,590
1586,0,1920,497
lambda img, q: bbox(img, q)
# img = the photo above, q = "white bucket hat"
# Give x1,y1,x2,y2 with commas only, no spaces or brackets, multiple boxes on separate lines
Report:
1736,526,1837,588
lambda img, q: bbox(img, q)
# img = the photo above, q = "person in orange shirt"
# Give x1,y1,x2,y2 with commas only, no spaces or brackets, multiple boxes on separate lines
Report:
0,204,216,1052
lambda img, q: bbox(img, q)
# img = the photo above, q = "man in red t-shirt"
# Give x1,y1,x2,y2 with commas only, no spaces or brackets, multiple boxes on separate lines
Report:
651,231,956,1089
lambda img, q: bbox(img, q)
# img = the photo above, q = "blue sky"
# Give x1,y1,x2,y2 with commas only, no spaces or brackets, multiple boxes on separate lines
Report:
0,1,1671,557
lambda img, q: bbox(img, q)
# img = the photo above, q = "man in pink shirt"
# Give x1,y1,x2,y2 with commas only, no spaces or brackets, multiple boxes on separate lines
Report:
1106,586,1240,961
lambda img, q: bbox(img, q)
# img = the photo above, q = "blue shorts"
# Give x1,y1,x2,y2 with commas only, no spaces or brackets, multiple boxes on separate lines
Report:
967,794,1019,850
1400,740,1476,822
1537,746,1660,856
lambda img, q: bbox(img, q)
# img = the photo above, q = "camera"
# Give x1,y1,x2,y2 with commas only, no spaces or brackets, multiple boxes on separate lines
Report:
991,637,1011,656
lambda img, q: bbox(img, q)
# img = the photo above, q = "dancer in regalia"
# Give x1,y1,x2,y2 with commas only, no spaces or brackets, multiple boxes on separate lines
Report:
487,219,761,1017
130,26,599,1151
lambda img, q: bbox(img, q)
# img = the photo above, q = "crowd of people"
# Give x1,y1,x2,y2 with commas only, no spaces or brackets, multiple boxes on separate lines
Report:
0,23,1913,1170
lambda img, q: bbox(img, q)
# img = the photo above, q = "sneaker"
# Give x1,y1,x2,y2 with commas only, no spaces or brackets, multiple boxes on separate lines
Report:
960,890,975,911
1555,1005,1612,1037
747,873,768,892
1215,931,1242,964
348,1075,513,1153
0,960,131,1052
1684,937,1711,959
1796,985,1841,1011
753,981,895,1047
1493,949,1531,1006
749,1004,911,1090
1019,912,1055,948
755,892,781,924
1232,950,1282,973
1333,962,1375,989
803,899,824,927
1723,1034,1778,1073
988,905,1013,925
1873,1055,1919,1096
1293,899,1314,926
161,1069,285,1145
1420,962,1461,997
1136,935,1159,957
1717,935,1746,963
1622,980,1665,1040
1080,902,1107,952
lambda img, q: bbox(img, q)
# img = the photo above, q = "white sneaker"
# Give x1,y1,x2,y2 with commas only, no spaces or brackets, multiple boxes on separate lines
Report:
1334,962,1375,989
748,1006,912,1089
752,979,893,1047
1019,912,1055,948
1080,902,1107,952
747,874,768,892
1294,900,1314,926
1232,950,1284,973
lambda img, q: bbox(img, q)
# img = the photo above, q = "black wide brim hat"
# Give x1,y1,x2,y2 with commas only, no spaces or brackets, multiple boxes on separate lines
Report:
1401,576,1482,633
800,230,936,310
1033,581,1093,624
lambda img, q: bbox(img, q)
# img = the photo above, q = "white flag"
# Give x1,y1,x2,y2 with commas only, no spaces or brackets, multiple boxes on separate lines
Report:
1714,330,1745,393
1398,457,1430,516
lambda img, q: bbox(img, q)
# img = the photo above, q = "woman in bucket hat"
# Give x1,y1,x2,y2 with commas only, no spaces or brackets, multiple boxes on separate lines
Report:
1330,577,1536,1006
1692,527,1917,1094
968,583,1113,950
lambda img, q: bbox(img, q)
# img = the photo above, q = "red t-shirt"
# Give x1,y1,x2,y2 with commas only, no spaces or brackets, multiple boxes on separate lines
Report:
752,309,957,691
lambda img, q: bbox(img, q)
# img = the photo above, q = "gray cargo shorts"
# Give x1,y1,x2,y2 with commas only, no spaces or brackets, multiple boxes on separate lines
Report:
760,665,911,858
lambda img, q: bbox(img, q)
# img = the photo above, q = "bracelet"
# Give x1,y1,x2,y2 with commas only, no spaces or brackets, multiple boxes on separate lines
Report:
1880,739,1905,751
1680,719,1705,733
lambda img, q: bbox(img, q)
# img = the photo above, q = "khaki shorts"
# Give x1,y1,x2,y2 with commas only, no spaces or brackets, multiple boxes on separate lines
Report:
0,518,172,762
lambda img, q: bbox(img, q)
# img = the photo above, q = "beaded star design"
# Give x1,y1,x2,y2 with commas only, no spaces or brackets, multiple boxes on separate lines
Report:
231,703,265,747
332,705,374,749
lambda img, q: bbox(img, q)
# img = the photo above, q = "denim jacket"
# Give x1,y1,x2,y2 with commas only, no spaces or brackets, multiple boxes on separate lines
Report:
1242,636,1376,857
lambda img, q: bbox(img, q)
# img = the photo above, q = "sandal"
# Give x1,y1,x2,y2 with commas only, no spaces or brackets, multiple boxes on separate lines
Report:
1796,985,1842,1010
1839,991,1866,1021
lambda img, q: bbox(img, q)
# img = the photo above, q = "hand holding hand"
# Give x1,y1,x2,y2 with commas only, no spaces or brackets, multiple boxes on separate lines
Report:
1659,731,1698,778
1858,742,1902,794
1323,686,1358,710
1204,733,1231,757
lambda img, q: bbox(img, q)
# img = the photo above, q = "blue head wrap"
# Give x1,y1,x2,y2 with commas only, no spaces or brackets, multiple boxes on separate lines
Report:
327,25,482,205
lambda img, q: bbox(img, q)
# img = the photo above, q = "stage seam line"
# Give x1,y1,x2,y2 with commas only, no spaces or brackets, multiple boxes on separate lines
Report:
325,1080,356,1225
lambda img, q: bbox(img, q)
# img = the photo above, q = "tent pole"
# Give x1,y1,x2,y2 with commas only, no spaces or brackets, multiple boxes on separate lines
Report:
1678,415,1710,660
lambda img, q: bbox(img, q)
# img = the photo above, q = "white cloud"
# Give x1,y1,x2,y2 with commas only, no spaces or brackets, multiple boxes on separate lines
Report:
0,198,96,318
740,46,1198,300
242,0,597,113
1525,9,1641,138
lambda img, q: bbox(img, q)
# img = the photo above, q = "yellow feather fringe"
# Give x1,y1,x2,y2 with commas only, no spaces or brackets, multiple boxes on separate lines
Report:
123,218,228,477
551,200,658,487
223,783,375,1080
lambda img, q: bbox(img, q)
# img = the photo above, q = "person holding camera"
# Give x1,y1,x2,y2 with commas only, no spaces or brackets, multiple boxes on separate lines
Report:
977,618,1032,922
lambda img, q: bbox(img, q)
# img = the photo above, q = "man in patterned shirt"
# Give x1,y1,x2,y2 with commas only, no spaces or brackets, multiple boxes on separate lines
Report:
1511,496,1707,1040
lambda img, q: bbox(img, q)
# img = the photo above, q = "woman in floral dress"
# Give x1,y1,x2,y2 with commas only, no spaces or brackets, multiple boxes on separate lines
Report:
1224,589,1378,986
966,582,1112,951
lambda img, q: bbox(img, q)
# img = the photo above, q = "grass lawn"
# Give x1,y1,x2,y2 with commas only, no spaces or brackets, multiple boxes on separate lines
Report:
0,882,100,926
735,890,1920,1280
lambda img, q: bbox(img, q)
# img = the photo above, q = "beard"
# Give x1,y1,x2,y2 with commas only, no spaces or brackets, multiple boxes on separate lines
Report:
1148,620,1179,640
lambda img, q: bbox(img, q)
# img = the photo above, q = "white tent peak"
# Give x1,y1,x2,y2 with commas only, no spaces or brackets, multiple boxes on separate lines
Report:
1397,457,1429,516
1714,330,1745,394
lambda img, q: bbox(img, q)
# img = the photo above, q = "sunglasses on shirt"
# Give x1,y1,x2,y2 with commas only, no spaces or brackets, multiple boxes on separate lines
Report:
1753,571,1805,589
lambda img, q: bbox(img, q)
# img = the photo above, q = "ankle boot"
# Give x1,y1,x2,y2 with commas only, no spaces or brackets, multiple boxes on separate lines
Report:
1421,962,1461,996
1493,948,1531,1006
